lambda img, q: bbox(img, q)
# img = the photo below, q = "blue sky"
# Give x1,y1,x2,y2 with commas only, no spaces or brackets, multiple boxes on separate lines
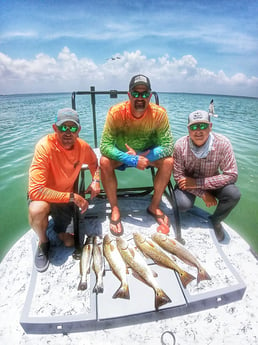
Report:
0,0,258,97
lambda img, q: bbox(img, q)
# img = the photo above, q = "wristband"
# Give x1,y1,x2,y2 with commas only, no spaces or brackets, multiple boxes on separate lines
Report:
69,192,74,202
92,179,100,183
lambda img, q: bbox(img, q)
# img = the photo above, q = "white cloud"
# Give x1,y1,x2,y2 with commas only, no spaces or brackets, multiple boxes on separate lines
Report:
1,31,38,40
0,48,257,97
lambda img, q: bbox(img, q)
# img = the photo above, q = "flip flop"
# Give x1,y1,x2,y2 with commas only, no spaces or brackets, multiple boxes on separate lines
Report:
157,224,170,235
110,218,124,237
147,208,171,227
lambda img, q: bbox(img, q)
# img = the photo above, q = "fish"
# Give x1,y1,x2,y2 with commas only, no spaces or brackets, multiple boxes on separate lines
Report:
78,236,94,291
133,232,195,288
116,237,171,310
103,234,130,299
151,232,211,284
92,236,105,294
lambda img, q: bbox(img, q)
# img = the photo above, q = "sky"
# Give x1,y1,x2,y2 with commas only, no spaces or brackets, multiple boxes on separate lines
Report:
0,0,258,97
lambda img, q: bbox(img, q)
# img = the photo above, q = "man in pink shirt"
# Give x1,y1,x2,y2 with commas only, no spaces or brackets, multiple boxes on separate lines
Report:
173,110,241,242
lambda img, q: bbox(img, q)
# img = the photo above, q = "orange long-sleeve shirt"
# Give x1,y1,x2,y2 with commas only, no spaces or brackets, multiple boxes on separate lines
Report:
28,133,98,203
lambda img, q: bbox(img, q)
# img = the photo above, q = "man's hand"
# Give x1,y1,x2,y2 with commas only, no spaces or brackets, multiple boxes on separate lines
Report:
125,143,136,155
136,155,150,170
178,177,197,190
202,192,217,207
125,143,150,170
74,193,89,213
85,180,100,200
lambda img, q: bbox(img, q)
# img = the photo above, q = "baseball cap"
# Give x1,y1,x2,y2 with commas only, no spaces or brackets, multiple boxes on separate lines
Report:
188,110,210,126
129,74,151,91
55,108,80,127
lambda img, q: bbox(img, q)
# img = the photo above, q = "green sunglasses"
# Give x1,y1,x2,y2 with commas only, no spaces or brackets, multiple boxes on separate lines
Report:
130,91,151,99
189,123,209,131
57,125,79,133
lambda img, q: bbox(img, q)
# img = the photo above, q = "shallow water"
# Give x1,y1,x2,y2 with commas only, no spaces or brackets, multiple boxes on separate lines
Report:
0,92,257,261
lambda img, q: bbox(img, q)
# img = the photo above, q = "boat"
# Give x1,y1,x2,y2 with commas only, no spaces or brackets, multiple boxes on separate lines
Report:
0,88,257,345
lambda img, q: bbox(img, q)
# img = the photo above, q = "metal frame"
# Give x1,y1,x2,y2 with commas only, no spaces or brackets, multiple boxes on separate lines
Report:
71,87,182,255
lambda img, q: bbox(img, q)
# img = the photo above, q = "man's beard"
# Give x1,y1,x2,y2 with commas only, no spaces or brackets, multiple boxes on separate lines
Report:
134,100,146,110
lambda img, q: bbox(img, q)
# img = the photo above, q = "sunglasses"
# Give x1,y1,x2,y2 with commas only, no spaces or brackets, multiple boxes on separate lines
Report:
189,123,209,131
130,91,151,99
57,125,79,133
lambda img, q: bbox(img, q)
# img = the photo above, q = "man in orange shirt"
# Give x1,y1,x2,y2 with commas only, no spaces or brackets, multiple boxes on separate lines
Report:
28,108,100,272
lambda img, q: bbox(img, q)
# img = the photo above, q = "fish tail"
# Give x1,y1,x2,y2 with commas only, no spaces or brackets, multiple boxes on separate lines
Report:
197,268,211,284
155,288,171,310
93,280,104,294
112,283,130,300
78,279,88,291
179,270,195,288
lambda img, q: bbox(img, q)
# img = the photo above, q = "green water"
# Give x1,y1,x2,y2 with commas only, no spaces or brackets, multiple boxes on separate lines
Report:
0,92,257,261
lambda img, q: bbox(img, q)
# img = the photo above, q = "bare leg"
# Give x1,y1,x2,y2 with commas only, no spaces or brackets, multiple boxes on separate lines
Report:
29,201,75,247
58,233,75,247
148,157,174,225
100,156,123,234
29,200,50,244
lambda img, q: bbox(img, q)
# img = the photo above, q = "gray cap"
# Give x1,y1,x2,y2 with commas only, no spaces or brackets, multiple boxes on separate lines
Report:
188,110,210,126
129,74,151,91
55,108,80,127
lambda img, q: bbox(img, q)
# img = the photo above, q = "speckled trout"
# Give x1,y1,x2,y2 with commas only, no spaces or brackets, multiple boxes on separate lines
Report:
92,236,105,294
103,234,130,299
116,237,171,310
134,232,195,288
78,236,94,291
151,232,211,284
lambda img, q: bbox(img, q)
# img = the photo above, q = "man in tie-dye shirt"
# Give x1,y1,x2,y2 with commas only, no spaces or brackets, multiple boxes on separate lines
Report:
100,75,174,236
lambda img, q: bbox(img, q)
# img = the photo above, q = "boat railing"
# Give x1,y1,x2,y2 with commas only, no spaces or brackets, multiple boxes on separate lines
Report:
71,87,183,257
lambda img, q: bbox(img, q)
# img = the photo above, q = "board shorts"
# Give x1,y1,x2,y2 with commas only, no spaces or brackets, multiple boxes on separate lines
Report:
50,203,74,234
116,164,151,171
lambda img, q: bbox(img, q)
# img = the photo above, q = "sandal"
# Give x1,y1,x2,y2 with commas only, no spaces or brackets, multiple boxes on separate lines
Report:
110,218,124,237
157,224,170,235
147,208,170,227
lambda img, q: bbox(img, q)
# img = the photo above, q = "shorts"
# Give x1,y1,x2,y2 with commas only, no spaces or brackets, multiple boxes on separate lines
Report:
116,164,151,171
50,203,74,234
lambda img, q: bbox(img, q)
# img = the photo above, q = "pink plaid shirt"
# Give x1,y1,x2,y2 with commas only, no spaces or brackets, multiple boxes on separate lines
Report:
173,133,238,197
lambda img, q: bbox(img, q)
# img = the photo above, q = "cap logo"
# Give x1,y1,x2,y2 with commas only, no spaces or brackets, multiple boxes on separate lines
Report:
193,111,203,120
134,75,148,84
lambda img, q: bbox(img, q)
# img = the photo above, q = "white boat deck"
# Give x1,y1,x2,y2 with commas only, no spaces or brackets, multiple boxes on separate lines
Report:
0,195,257,345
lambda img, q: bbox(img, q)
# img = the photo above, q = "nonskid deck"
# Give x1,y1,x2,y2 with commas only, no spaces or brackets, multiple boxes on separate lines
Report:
20,196,246,334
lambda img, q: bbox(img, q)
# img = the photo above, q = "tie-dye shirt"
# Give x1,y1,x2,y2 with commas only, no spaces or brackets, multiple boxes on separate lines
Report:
100,101,173,166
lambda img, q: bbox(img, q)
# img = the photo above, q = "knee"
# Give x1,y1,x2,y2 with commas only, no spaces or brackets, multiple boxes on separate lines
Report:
165,156,174,171
29,201,50,225
157,156,174,172
100,155,113,171
174,189,194,212
177,200,193,213
223,184,241,203
233,188,241,203
58,233,74,247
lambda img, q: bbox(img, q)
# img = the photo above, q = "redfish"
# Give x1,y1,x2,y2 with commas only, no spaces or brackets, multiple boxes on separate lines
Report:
103,234,130,299
78,236,94,291
116,237,171,310
133,232,195,288
92,236,105,294
151,233,211,284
